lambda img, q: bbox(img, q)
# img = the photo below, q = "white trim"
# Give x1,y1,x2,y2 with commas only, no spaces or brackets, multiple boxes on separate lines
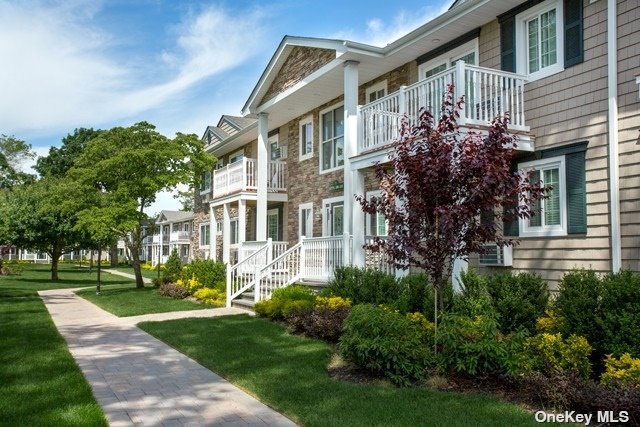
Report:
319,101,345,174
418,38,479,80
198,223,211,247
365,190,388,236
298,202,314,238
228,149,244,164
365,80,388,103
299,115,314,161
321,196,344,236
607,0,621,272
518,155,567,237
635,75,640,97
515,0,564,81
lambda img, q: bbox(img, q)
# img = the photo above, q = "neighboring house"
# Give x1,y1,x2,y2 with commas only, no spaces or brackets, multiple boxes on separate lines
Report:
192,0,639,307
150,210,194,265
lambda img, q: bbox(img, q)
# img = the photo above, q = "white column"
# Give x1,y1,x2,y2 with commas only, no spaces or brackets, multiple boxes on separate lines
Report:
222,203,231,264
256,112,269,241
343,60,359,241
209,204,217,260
158,225,163,265
352,170,366,267
237,199,247,261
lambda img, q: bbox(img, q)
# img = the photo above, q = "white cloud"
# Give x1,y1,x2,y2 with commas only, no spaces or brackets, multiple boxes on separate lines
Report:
0,1,266,137
333,2,453,47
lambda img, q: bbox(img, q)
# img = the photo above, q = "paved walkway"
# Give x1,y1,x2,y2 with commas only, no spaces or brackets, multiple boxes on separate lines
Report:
102,268,153,284
39,288,296,427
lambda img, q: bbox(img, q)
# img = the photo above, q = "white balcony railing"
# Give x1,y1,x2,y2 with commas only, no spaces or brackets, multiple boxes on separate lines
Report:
359,61,529,154
212,158,287,199
170,231,191,243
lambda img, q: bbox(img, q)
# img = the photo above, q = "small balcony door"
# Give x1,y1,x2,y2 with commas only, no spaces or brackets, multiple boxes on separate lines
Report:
267,208,279,241
322,197,344,237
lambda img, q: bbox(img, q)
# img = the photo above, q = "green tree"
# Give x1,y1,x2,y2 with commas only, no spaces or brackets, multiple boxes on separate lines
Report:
0,135,35,189
34,128,102,178
0,178,90,280
71,121,214,288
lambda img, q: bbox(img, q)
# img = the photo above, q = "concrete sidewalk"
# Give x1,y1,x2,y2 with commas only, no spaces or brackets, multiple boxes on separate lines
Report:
39,288,296,427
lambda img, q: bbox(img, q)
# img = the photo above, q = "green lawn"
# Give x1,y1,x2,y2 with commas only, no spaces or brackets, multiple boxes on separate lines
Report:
76,283,208,317
140,315,541,427
0,264,110,426
104,265,159,280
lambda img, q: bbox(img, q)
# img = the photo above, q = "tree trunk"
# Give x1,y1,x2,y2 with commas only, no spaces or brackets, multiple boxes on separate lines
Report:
97,247,102,294
131,249,145,289
50,246,61,281
109,244,118,267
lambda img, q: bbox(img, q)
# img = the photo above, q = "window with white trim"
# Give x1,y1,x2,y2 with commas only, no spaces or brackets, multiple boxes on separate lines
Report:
199,224,211,246
366,191,387,236
516,0,564,80
299,116,313,161
229,149,244,164
230,218,239,244
320,104,344,172
299,202,313,238
418,38,478,80
366,80,387,103
519,156,567,237
200,171,212,193
216,221,222,235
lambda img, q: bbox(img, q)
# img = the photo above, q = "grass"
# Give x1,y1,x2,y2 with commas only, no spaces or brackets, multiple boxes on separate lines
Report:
140,315,541,427
76,283,209,317
104,265,160,281
0,264,111,426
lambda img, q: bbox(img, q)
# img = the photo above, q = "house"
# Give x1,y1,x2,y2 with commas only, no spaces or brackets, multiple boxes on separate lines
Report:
191,0,639,307
150,210,194,265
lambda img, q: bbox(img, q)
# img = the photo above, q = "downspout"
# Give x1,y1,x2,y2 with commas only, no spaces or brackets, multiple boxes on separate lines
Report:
607,0,622,272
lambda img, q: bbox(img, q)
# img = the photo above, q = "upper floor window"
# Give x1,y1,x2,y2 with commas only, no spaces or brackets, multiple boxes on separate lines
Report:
299,116,313,161
320,104,344,172
200,171,212,192
366,80,387,103
519,156,567,237
199,224,210,246
515,0,564,80
418,38,478,80
229,149,244,164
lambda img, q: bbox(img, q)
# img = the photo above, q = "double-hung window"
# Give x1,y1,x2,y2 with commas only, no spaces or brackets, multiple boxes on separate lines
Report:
366,191,388,236
199,224,211,247
320,105,344,172
299,117,313,161
200,171,212,193
519,156,567,237
299,203,313,238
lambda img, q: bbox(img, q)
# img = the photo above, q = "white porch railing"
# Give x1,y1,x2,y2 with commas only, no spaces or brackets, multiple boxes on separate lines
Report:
301,234,352,282
359,61,529,154
255,242,304,302
169,231,191,242
213,158,287,198
364,236,395,276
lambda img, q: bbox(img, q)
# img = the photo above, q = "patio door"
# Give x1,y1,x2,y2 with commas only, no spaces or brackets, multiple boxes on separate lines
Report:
267,208,279,241
323,199,344,237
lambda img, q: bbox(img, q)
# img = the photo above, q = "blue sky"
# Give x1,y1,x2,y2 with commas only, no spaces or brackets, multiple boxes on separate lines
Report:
0,0,451,211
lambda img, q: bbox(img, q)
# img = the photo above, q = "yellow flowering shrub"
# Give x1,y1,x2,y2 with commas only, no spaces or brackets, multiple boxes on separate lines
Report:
601,353,640,387
522,332,592,378
315,296,351,309
185,275,204,293
406,312,435,335
535,309,565,333
193,288,225,306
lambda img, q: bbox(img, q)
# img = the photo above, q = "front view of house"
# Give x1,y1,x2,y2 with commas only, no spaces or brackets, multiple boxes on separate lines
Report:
190,0,639,307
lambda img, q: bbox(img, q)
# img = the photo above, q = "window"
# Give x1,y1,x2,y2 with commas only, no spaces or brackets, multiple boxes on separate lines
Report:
267,209,279,241
230,218,239,244
229,149,244,164
516,0,563,80
366,191,388,236
366,80,387,103
216,221,222,235
320,104,344,172
418,38,478,80
199,224,210,246
518,156,567,237
200,171,212,192
299,203,313,238
299,116,313,161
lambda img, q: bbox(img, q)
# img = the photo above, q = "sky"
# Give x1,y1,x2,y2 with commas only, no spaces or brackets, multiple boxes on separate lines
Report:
0,0,452,214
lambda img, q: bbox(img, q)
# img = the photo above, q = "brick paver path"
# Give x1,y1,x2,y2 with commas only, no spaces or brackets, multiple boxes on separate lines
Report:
39,288,296,427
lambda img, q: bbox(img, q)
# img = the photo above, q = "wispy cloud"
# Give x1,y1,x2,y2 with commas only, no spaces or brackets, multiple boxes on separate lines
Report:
333,2,453,47
0,1,267,138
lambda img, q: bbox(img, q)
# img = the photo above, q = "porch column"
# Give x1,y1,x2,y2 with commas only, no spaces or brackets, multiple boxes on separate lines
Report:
158,225,163,265
352,169,366,267
238,199,247,260
222,203,231,264
209,204,217,260
343,60,359,239
256,112,269,241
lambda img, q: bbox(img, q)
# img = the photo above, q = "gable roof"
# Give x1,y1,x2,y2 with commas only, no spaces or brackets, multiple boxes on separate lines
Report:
219,115,256,130
157,210,194,223
201,126,230,145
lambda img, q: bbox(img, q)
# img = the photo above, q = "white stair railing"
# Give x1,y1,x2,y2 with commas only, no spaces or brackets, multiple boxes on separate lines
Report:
226,239,271,306
254,239,304,302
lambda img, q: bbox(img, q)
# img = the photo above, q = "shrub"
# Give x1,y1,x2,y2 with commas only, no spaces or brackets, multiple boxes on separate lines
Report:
535,309,564,334
182,259,226,291
158,282,190,299
599,271,640,357
520,333,592,379
193,287,225,306
314,295,351,309
339,304,434,386
254,285,316,320
485,272,549,333
452,269,495,318
395,274,454,319
286,306,351,343
163,249,182,282
601,353,640,387
437,313,525,377
327,266,400,306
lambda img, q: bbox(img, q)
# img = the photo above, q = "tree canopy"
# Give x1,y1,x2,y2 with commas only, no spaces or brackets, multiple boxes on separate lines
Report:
34,128,102,178
0,135,35,189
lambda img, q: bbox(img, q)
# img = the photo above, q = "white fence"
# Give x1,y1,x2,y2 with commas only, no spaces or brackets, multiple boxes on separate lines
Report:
213,158,287,198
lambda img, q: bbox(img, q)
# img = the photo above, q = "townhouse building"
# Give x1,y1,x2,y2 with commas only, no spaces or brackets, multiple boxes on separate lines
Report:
149,210,194,266
192,0,639,307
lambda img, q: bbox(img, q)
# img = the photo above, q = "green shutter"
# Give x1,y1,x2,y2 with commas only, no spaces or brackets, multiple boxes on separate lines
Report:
566,151,587,234
564,0,584,67
500,16,516,72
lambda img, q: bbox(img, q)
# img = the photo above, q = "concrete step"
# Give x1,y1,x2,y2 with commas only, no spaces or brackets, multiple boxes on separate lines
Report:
231,297,255,309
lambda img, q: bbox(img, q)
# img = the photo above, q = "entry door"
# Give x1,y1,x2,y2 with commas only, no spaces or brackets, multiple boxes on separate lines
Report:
267,208,279,241
324,200,344,236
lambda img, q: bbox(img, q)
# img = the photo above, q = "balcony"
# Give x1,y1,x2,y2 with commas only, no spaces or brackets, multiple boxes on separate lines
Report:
358,61,530,155
170,231,191,243
152,235,160,244
212,158,287,199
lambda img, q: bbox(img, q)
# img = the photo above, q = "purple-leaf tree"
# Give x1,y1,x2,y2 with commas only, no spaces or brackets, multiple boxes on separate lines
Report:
357,85,548,310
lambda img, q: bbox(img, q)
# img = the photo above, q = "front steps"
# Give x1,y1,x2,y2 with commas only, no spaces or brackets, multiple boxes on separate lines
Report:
229,280,329,310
